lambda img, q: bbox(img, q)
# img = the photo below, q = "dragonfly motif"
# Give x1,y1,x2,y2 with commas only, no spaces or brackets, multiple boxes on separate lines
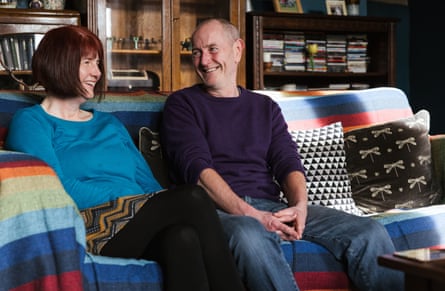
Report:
408,176,427,191
396,137,416,152
359,147,381,163
349,169,367,184
383,160,405,177
371,127,392,140
370,185,392,201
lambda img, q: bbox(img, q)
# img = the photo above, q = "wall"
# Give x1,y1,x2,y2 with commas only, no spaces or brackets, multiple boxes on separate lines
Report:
367,2,409,97
407,1,443,134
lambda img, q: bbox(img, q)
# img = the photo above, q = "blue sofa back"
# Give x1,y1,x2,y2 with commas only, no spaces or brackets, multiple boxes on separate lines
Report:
1,87,413,149
0,91,167,148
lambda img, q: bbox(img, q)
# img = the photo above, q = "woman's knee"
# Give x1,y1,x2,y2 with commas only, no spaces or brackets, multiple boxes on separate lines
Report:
163,224,201,249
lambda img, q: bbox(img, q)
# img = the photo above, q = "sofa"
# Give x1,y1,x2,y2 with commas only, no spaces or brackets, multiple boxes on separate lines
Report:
1,87,444,291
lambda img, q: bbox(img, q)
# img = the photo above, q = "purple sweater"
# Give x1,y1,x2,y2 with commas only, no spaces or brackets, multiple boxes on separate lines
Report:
161,85,305,201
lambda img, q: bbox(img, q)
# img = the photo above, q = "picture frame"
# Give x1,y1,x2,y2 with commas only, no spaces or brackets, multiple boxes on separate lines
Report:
326,0,347,16
273,0,303,14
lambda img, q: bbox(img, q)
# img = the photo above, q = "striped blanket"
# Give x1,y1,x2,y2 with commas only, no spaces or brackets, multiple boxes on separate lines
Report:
1,87,445,291
0,151,163,291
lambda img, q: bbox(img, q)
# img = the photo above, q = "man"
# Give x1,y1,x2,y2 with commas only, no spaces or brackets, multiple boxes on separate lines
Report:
161,18,403,291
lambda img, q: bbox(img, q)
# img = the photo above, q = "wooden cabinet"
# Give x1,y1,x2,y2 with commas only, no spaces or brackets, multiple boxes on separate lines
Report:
0,8,80,89
86,0,245,92
246,12,398,90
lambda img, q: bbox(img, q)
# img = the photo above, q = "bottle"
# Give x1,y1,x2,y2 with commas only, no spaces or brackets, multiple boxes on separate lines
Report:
346,0,360,16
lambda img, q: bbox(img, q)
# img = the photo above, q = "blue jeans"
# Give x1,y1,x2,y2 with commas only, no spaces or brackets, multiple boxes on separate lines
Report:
217,197,404,291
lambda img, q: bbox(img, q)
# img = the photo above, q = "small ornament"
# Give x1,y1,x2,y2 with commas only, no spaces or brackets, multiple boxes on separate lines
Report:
306,43,318,71
29,0,43,8
180,37,192,51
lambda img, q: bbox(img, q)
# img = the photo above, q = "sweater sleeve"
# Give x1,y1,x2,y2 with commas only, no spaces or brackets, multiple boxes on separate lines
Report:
267,101,306,184
161,90,214,184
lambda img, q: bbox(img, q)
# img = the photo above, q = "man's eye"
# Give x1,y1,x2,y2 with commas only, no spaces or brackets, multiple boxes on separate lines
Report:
191,51,201,58
209,47,218,53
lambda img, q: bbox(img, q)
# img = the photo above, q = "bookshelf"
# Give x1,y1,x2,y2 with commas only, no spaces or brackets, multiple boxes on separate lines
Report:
246,12,398,90
0,8,80,89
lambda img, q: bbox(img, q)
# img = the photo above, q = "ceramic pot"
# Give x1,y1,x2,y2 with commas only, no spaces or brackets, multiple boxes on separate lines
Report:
43,0,65,9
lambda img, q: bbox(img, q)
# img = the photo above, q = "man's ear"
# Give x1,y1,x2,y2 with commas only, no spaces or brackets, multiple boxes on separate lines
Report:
234,38,245,62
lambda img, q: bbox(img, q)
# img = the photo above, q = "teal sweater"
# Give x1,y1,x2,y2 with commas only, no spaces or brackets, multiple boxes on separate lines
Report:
5,104,162,210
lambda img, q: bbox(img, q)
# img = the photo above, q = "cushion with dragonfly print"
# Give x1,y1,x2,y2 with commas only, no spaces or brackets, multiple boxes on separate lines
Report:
344,110,442,214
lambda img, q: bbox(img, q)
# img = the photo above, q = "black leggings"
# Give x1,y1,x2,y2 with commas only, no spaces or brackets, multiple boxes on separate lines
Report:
100,185,244,291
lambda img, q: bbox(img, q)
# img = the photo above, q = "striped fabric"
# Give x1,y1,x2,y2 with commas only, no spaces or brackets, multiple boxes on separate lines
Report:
0,150,163,291
1,88,445,291
81,192,157,254
268,87,414,132
0,151,84,291
82,92,167,145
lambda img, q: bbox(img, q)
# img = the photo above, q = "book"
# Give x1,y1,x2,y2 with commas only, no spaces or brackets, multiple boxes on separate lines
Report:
394,246,445,262
0,37,14,70
18,35,28,70
0,42,5,70
10,36,21,70
25,35,34,70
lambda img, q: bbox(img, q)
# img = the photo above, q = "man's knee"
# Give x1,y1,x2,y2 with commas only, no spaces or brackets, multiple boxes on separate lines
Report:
221,216,280,253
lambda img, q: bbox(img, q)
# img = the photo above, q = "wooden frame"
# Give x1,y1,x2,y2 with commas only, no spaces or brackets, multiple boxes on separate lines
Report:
326,0,347,15
273,0,303,14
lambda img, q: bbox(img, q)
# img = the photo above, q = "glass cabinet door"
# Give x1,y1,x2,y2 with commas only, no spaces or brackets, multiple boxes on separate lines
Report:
95,0,170,91
90,0,244,92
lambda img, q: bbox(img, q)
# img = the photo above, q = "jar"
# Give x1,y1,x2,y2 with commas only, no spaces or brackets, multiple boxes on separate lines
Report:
43,0,65,10
346,0,360,16
0,0,17,8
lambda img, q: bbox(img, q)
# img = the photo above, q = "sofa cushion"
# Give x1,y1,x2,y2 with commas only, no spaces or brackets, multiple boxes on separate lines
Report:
344,110,442,214
0,91,42,149
290,122,363,215
138,126,170,188
82,91,167,145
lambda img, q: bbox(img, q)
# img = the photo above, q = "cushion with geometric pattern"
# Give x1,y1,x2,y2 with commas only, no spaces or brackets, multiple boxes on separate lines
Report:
290,122,363,216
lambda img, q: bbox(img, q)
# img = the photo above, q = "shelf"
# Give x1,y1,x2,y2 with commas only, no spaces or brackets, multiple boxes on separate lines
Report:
0,70,32,75
263,71,386,77
246,12,398,90
111,49,161,55
0,9,81,90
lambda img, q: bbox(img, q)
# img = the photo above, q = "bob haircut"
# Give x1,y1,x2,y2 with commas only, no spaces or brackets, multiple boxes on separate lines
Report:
32,25,106,100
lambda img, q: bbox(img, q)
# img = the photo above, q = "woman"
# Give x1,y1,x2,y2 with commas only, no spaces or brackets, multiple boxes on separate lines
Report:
5,25,244,291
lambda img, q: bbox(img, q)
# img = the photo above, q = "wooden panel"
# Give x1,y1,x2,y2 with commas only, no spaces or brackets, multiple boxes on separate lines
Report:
0,8,80,33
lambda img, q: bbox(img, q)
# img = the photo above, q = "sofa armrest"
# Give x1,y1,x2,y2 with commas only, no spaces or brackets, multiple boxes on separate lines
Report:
430,135,445,202
0,150,165,290
0,150,86,290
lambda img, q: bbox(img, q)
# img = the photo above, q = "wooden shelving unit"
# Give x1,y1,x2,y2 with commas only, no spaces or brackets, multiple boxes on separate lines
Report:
246,12,398,90
0,8,80,89
87,0,246,92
